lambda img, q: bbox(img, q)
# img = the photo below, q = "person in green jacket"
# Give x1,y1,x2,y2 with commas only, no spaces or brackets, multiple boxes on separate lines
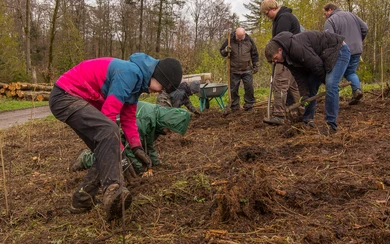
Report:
71,101,191,175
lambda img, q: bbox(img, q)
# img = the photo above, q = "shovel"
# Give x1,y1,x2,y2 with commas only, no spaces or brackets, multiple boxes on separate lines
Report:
223,32,232,116
267,62,276,119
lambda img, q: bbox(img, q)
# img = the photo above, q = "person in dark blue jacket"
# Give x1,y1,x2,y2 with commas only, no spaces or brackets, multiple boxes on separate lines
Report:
156,80,201,115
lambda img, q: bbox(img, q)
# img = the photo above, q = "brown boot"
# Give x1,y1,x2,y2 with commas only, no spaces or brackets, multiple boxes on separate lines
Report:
103,184,132,221
349,89,363,105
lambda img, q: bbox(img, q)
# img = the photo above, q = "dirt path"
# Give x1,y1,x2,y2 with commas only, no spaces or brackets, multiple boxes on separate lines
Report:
0,106,52,130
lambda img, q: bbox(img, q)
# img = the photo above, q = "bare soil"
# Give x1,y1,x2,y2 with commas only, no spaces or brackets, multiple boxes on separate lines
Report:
1,89,390,243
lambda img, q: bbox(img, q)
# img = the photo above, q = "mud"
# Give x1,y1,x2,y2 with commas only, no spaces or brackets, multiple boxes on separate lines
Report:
1,90,390,243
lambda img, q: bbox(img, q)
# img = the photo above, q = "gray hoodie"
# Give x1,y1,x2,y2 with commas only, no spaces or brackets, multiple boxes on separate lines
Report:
324,9,368,55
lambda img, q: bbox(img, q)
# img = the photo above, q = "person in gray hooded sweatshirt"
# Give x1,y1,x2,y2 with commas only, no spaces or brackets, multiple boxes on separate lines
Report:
323,2,368,105
156,80,201,115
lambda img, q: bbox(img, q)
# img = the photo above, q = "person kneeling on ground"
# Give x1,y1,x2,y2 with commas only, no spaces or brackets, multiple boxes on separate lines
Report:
265,31,350,135
49,53,182,221
71,101,191,178
156,80,201,115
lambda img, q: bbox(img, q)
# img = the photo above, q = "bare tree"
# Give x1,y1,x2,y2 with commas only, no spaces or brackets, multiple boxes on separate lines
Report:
187,0,205,49
25,0,31,74
202,0,231,42
46,0,60,82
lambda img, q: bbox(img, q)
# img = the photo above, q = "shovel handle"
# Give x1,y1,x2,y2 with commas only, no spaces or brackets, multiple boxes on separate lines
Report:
227,32,231,104
267,62,276,118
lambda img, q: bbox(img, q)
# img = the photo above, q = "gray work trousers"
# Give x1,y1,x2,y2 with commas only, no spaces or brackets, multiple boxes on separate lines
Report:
49,85,122,207
272,63,300,117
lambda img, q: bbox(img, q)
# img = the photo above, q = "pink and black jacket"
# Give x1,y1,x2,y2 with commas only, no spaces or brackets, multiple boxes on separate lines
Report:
55,53,159,149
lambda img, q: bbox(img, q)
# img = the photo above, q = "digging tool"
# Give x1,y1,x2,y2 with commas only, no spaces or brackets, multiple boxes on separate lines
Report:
285,82,352,113
267,62,276,119
223,32,232,116
227,32,232,106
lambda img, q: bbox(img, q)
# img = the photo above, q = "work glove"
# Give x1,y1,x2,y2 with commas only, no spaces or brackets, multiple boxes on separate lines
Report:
132,147,153,177
253,66,259,74
299,95,310,107
225,46,232,53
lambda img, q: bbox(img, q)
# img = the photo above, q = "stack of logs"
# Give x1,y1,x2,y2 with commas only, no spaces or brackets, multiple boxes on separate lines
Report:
0,82,53,101
0,73,214,101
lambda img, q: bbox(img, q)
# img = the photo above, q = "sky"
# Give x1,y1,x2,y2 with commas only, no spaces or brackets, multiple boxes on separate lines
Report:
225,0,252,21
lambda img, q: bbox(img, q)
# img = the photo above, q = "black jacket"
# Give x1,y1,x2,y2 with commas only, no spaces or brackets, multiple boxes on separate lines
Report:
272,31,345,96
220,32,259,74
272,6,301,37
169,82,197,113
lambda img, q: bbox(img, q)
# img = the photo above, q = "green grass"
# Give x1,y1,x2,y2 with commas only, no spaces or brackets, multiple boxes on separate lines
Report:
0,98,49,112
139,87,270,111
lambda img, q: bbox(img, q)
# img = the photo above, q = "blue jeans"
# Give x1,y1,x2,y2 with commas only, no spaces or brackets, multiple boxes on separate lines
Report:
303,44,351,129
303,74,322,123
343,54,361,91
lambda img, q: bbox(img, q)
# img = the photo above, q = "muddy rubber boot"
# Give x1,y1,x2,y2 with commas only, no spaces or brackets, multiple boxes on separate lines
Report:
70,166,100,214
70,186,99,214
103,184,132,221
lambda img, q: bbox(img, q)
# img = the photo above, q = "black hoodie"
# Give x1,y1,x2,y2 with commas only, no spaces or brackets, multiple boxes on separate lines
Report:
272,6,301,37
272,31,345,96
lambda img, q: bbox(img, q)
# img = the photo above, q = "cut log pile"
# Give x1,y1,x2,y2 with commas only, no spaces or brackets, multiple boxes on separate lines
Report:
0,73,214,101
182,73,212,84
0,82,53,101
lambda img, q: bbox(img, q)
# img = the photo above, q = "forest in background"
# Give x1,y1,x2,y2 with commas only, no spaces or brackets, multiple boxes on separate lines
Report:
0,0,389,88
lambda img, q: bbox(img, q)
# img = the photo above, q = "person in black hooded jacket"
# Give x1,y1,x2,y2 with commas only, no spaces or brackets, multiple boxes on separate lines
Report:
265,31,350,134
261,0,302,126
156,80,201,115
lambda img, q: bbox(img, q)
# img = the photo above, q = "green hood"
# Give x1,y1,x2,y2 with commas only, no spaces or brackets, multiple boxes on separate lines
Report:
136,101,191,137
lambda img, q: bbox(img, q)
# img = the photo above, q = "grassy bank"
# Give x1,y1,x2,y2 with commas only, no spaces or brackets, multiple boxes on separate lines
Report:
0,98,49,112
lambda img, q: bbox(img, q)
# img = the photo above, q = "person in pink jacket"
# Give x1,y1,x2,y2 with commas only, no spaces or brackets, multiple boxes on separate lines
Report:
49,52,182,221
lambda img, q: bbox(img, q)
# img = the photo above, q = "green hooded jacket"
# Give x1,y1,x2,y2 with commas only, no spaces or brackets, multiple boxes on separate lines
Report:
81,101,191,173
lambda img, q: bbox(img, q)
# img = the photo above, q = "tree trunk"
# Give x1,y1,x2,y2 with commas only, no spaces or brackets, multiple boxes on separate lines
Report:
47,0,60,83
155,0,163,53
138,0,144,51
25,0,31,75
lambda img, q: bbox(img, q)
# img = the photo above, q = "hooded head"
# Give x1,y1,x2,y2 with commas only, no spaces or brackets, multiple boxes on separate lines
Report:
156,106,191,135
189,80,200,94
152,58,183,93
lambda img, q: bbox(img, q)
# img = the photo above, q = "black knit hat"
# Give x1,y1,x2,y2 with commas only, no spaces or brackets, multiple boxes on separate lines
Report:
152,58,183,93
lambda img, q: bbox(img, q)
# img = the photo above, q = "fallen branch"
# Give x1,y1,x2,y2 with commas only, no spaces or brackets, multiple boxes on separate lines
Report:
286,82,351,113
